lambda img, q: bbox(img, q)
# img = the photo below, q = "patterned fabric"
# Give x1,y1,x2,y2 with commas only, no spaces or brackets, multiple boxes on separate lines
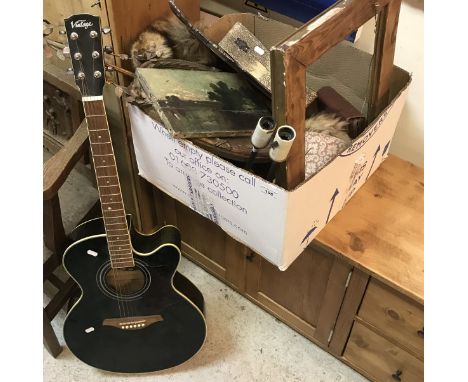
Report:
305,131,350,179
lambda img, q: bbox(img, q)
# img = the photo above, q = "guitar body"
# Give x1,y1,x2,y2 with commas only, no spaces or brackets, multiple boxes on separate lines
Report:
62,14,206,373
63,218,206,373
69,216,205,313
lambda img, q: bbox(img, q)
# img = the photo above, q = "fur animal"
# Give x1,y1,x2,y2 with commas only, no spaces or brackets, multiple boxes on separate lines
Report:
131,15,218,68
305,112,351,144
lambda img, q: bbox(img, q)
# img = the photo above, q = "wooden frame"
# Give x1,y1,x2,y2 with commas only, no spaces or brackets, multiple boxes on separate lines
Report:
270,0,402,189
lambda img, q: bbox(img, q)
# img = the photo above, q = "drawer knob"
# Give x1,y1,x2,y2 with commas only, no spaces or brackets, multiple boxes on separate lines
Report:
417,327,424,338
392,369,402,381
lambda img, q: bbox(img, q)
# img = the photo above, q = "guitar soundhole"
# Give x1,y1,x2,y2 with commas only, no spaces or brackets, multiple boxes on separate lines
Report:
97,260,151,301
104,268,146,296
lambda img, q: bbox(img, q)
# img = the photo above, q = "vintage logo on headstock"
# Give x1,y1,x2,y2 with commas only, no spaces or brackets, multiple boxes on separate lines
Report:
71,20,93,29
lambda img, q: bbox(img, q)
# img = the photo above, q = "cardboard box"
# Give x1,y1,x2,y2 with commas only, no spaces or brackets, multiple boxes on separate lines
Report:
128,14,411,270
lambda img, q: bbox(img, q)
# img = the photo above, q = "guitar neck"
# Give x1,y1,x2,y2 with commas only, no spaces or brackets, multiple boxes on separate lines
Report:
83,99,134,268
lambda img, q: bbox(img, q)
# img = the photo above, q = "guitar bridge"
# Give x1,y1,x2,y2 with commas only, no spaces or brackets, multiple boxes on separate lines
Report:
102,314,163,330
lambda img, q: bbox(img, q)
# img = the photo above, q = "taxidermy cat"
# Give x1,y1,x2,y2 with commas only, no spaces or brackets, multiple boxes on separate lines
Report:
131,14,218,68
305,112,351,145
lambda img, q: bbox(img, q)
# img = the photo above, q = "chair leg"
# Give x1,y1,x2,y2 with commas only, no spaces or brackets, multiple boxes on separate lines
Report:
43,253,60,283
44,278,77,319
43,195,66,254
43,309,62,358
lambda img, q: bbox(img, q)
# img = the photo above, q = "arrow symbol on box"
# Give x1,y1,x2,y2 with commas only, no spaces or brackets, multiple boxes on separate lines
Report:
366,144,381,180
382,140,391,157
326,188,340,224
301,226,318,246
382,139,392,156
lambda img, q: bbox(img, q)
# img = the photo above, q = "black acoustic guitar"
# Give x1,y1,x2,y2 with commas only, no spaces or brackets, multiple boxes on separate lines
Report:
62,14,206,373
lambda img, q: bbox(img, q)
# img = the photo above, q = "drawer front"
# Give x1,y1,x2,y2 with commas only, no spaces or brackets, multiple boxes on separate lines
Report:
359,279,424,357
344,321,423,382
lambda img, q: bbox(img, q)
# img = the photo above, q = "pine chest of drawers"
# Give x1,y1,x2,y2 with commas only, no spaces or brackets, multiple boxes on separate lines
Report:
150,155,424,382
344,279,424,381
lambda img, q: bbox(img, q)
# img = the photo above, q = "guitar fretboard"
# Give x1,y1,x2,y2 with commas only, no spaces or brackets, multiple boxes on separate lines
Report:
83,100,134,268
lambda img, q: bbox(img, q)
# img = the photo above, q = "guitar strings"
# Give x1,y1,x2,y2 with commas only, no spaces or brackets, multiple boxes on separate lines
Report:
89,34,136,320
75,37,127,319
90,36,133,318
92,36,138,319
85,37,129,318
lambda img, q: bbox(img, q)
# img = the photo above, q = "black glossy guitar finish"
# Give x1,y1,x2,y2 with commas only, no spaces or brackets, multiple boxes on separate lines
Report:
63,219,206,373
69,216,205,314
62,13,206,373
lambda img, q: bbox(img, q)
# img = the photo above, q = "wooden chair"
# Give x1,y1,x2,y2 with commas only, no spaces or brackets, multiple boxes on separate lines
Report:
270,0,402,189
43,120,91,357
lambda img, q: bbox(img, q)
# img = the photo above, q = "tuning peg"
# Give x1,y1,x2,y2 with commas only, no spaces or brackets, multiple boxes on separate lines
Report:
104,46,113,54
102,27,111,34
59,30,67,35
62,46,70,57
66,68,74,75
105,65,115,72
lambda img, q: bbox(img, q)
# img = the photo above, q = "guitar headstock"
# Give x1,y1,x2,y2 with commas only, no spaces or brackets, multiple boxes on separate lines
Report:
64,14,105,98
